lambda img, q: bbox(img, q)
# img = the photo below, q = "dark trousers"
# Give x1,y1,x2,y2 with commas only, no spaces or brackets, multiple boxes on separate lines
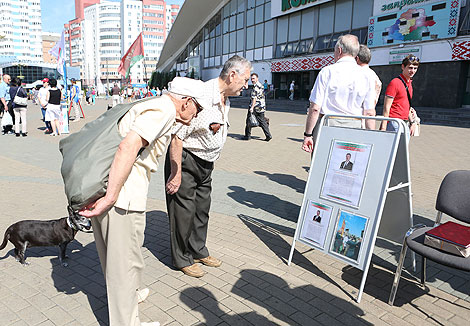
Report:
245,110,271,138
165,148,213,269
41,107,52,130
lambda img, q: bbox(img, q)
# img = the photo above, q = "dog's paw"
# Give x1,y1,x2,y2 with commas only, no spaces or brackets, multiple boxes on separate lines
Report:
21,261,30,266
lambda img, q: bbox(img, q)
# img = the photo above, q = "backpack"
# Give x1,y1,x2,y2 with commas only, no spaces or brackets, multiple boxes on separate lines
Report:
59,97,154,212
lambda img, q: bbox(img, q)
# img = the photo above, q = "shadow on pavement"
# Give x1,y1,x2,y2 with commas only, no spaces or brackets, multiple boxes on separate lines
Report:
238,214,355,301
180,286,275,325
233,269,372,326
254,170,306,193
143,210,174,270
227,186,300,222
50,241,109,325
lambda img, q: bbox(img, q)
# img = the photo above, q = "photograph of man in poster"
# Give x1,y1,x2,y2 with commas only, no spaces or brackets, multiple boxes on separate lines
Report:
340,153,354,171
312,210,322,223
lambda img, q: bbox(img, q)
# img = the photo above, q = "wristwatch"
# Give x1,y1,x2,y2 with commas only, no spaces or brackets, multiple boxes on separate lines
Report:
304,132,313,137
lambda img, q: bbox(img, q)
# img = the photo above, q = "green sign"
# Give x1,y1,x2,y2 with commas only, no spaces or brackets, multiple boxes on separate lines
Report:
282,0,318,12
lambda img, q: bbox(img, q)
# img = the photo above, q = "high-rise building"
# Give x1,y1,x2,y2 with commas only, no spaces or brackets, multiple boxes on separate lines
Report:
0,0,43,62
65,0,179,90
42,32,61,64
82,0,121,91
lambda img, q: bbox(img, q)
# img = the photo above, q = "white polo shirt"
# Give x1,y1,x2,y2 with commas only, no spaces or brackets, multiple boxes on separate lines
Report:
309,56,376,116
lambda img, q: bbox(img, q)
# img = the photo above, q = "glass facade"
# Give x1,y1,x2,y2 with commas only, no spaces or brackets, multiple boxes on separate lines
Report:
177,0,373,70
3,65,60,85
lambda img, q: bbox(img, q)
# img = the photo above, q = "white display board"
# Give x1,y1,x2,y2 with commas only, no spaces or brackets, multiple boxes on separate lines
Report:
288,116,413,303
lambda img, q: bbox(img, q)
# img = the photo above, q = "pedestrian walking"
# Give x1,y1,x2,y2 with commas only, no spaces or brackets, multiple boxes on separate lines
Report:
45,78,62,136
243,72,272,141
9,77,28,137
0,74,14,135
69,79,81,122
289,80,295,100
38,78,53,133
380,54,420,136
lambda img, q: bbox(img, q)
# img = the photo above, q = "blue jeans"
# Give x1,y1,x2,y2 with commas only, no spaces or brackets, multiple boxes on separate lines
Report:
41,107,52,130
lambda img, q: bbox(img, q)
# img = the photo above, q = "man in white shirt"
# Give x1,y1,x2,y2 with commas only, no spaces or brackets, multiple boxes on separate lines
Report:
356,45,382,106
164,55,252,278
289,80,295,100
38,78,52,133
302,34,376,153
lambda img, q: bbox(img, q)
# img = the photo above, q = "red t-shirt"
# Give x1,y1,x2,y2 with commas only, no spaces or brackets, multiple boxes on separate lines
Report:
385,74,413,120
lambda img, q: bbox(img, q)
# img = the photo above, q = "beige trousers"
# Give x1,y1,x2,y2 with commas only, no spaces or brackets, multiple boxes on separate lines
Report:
91,207,146,326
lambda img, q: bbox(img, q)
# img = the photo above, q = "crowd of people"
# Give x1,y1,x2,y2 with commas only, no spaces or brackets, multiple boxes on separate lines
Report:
0,33,422,326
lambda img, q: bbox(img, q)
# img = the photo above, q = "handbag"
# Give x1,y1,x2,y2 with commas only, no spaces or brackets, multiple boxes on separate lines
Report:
248,111,259,127
13,87,27,106
1,111,13,127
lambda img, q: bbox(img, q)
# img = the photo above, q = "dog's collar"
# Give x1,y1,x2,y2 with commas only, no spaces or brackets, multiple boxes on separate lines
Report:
67,215,79,231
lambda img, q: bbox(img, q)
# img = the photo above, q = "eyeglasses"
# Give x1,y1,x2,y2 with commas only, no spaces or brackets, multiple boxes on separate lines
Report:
191,97,203,114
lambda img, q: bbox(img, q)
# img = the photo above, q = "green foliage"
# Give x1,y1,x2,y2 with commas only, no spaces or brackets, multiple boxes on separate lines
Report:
149,70,177,89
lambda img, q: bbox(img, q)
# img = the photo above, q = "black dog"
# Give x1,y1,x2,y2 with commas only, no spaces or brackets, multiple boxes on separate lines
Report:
0,209,91,267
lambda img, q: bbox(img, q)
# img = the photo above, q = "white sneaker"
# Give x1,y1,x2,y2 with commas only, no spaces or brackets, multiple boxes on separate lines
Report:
141,322,160,326
137,288,149,304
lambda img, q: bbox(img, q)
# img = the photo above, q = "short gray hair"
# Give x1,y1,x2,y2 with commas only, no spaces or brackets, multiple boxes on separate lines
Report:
219,55,252,79
357,45,371,64
335,34,360,57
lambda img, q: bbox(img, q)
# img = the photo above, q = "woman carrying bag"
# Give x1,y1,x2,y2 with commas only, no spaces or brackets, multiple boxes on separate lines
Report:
9,77,28,137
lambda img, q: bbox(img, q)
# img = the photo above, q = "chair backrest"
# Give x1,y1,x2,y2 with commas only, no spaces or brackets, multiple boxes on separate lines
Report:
435,170,470,224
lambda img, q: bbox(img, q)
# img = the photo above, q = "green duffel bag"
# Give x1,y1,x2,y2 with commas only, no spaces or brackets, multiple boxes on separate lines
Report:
59,98,153,212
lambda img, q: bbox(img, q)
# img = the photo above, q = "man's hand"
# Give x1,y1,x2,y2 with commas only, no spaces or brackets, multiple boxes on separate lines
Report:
249,107,254,113
166,172,181,195
410,123,417,136
78,197,114,218
302,136,314,153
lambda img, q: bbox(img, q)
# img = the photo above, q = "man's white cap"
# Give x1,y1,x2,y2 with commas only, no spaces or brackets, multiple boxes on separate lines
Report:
168,77,210,110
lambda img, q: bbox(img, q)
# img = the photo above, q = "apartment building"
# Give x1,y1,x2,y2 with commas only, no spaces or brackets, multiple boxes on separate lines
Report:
0,0,42,62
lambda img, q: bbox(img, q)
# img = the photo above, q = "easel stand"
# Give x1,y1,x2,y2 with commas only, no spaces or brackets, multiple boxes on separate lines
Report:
288,116,414,303
68,100,85,119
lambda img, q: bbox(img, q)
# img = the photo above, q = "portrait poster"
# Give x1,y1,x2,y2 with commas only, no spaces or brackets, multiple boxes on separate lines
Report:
320,140,372,208
329,210,369,264
300,201,332,249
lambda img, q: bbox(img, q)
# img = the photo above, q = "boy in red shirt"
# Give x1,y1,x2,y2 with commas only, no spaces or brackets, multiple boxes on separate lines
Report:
380,55,420,135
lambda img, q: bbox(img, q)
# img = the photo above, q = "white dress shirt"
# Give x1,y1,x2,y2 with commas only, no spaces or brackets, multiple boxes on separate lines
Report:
309,56,376,116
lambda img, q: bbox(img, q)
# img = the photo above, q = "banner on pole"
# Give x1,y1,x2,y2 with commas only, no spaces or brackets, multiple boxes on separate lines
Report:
118,32,144,79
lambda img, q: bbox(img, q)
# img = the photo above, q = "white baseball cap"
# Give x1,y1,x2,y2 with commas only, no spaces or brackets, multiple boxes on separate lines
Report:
168,77,210,111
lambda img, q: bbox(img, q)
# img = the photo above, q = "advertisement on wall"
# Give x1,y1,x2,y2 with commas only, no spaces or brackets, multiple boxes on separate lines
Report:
368,0,461,48
373,0,443,16
271,0,333,19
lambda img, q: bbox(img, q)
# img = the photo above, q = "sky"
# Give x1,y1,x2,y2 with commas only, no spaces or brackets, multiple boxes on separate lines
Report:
41,0,185,34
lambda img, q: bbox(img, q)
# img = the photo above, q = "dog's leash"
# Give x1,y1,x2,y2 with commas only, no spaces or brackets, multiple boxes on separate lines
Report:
67,215,94,233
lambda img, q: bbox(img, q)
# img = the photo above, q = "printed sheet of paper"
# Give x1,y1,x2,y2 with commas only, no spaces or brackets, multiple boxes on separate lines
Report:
300,201,332,249
320,140,372,208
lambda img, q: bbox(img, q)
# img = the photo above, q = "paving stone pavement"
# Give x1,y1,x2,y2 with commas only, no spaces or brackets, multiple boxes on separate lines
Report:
0,98,469,325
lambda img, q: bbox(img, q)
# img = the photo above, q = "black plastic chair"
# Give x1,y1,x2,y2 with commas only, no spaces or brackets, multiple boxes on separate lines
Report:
388,170,470,305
